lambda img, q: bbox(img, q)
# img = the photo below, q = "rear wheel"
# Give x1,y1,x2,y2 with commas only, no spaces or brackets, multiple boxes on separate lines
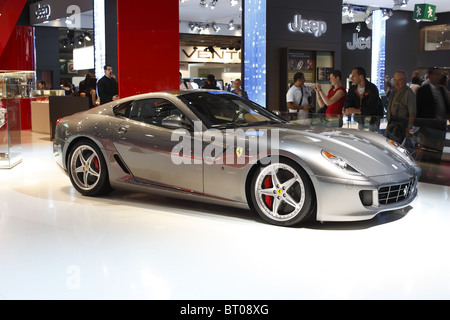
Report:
250,159,315,226
68,140,111,196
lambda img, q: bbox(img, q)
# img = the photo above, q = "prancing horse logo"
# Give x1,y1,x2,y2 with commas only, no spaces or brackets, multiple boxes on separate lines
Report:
236,147,243,158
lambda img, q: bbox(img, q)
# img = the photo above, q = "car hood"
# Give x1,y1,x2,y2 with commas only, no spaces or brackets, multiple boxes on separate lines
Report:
246,123,413,177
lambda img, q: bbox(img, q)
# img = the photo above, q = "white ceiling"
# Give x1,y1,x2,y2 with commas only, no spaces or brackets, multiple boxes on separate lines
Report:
346,0,450,13
179,0,450,25
179,0,242,24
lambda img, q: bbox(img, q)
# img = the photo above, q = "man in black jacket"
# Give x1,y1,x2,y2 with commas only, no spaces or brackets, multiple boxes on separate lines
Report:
97,64,119,104
342,67,384,131
416,67,450,163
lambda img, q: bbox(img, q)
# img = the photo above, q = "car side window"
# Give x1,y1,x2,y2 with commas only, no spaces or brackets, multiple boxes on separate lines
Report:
129,98,185,128
113,101,133,118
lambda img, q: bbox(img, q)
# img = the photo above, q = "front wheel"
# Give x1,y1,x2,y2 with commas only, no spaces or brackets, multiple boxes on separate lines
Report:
68,140,111,196
250,159,315,226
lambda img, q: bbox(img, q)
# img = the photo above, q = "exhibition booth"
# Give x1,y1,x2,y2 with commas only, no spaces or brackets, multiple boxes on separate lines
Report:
0,0,449,300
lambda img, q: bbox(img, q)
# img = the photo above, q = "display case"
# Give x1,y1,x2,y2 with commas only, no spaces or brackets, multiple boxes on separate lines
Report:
0,71,36,99
0,98,22,168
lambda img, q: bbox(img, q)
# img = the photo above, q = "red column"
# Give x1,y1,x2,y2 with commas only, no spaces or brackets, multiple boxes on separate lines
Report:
0,25,35,71
116,0,179,98
0,0,27,58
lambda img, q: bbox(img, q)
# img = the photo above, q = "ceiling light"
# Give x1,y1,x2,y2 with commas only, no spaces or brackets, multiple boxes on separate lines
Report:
199,0,208,8
210,0,218,9
230,0,238,6
212,23,220,32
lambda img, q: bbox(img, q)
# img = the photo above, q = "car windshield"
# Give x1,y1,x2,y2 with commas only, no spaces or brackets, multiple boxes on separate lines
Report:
178,91,287,128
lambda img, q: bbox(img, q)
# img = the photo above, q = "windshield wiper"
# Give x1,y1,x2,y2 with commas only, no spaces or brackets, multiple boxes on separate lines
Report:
211,122,246,129
245,120,282,126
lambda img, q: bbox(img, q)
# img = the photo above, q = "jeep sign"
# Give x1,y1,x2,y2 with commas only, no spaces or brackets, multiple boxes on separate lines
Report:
288,14,327,37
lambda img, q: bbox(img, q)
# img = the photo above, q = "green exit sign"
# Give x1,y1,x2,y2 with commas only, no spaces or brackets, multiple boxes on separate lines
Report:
413,4,436,21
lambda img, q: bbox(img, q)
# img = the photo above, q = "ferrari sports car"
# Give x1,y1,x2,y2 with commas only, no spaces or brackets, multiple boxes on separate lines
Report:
53,90,421,226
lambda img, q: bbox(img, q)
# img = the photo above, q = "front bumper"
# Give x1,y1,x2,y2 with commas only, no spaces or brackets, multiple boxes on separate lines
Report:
312,167,420,222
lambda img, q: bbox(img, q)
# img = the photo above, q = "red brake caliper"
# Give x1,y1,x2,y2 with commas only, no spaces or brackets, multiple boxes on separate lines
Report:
263,175,273,209
93,156,99,172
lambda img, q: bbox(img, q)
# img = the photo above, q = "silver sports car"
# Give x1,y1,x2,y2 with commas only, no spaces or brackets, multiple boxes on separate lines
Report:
53,90,421,226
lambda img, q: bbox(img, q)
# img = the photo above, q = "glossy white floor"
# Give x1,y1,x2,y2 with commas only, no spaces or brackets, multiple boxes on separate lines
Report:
1,131,449,300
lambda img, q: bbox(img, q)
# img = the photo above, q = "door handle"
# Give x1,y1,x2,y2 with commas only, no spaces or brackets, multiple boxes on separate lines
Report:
117,126,128,134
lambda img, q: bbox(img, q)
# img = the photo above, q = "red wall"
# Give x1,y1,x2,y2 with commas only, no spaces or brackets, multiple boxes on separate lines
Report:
116,0,179,98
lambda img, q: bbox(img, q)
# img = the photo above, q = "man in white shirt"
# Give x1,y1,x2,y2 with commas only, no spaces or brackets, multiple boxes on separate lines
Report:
286,72,312,121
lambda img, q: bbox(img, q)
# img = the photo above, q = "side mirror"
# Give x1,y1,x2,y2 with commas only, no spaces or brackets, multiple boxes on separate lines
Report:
162,115,191,129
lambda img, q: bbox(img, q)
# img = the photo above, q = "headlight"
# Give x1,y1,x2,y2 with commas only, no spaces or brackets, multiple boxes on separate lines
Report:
321,150,361,175
386,139,416,164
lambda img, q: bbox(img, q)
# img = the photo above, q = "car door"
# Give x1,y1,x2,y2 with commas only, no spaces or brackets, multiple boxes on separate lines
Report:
112,97,203,193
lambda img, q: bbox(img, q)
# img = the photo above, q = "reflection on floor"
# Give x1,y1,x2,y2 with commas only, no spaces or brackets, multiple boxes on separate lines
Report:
417,132,450,186
0,131,449,299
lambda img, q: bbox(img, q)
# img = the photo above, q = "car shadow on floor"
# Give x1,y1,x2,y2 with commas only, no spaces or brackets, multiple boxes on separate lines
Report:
75,188,411,230
301,206,412,230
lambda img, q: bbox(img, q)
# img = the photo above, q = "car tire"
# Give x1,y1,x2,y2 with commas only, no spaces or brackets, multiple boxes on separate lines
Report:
250,159,315,226
68,139,111,196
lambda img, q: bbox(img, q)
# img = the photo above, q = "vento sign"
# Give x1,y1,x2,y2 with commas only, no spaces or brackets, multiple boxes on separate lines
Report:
288,14,327,37
180,46,241,63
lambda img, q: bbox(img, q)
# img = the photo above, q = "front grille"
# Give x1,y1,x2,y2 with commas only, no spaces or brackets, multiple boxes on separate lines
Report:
378,179,416,205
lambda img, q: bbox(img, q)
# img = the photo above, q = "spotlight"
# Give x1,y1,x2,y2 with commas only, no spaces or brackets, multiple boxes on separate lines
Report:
210,0,218,9
61,39,68,48
212,23,220,33
382,9,392,20
228,20,235,31
83,32,91,41
199,0,208,8
197,24,205,33
66,29,75,46
342,4,350,16
189,22,198,32
393,0,408,8
77,35,84,45
347,8,355,23
356,23,361,32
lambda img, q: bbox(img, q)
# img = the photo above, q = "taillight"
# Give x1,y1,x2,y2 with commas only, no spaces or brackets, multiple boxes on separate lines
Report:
56,118,62,126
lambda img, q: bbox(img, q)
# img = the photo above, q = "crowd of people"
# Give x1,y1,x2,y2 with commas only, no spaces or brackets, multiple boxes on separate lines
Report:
39,64,119,109
286,66,450,163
